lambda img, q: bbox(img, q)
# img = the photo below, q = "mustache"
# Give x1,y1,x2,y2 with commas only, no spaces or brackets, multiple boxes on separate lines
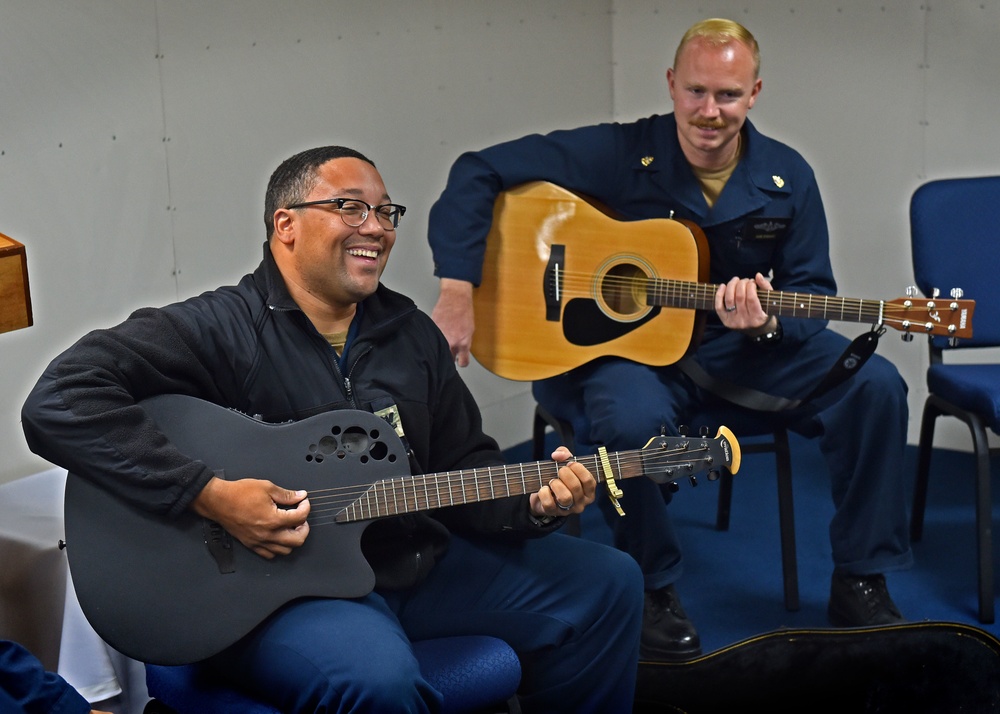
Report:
690,119,727,130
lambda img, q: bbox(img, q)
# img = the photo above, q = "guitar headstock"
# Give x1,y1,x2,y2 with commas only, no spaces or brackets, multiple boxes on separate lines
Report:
639,426,741,487
886,294,975,340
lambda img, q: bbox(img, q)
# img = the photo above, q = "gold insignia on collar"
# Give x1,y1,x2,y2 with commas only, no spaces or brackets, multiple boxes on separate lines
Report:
772,175,785,188
641,156,654,167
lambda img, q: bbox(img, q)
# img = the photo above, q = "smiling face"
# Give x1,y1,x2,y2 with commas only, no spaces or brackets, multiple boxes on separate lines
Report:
270,157,396,330
667,35,762,170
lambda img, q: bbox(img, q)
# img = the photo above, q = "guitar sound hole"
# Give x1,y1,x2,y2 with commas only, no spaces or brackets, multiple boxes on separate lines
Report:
369,440,389,461
339,426,370,455
601,263,647,318
317,436,338,454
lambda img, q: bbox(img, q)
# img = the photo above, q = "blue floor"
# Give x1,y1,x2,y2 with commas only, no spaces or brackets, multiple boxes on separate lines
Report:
506,432,1000,654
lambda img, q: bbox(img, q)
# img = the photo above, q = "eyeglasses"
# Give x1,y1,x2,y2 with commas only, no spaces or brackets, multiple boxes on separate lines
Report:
285,197,406,230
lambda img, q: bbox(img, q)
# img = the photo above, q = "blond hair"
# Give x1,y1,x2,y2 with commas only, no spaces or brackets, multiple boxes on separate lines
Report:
674,18,760,78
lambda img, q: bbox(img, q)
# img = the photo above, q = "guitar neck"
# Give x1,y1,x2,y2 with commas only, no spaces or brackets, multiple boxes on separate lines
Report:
649,279,887,325
336,450,644,523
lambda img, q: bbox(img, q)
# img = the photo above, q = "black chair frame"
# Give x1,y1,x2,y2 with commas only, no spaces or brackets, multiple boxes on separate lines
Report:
909,344,998,625
532,402,799,611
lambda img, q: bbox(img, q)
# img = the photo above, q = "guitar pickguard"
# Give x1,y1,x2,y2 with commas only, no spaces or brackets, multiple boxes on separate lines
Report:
563,298,662,346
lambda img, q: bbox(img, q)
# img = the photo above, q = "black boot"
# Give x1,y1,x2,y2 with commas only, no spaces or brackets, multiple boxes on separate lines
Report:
827,573,904,627
639,584,702,661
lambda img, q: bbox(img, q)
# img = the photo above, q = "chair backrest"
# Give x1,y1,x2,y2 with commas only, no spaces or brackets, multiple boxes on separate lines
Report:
910,176,1000,350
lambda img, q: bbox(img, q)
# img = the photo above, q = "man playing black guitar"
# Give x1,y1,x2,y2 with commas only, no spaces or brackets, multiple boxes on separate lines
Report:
428,18,913,661
21,146,645,713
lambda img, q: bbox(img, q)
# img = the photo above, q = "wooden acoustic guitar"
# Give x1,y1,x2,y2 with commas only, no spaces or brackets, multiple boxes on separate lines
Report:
64,394,739,665
471,182,975,381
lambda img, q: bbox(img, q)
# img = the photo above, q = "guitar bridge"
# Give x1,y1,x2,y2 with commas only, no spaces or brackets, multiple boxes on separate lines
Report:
543,244,565,322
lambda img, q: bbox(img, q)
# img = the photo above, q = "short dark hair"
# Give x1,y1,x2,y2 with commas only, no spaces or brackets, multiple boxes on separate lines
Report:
264,146,376,239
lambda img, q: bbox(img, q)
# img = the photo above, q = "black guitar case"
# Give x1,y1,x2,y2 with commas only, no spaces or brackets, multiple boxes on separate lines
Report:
635,621,1000,713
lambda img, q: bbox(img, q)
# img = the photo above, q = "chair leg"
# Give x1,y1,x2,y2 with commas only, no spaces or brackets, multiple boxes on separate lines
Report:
914,395,995,624
969,417,995,624
715,470,734,531
772,428,799,612
910,400,943,542
713,432,798,611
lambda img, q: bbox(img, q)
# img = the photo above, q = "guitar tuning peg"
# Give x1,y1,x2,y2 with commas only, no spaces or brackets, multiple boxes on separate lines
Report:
901,332,914,343
707,470,720,482
950,288,964,299
688,475,698,487
948,337,961,348
905,285,918,297
699,425,709,437
931,287,940,298
668,481,680,493
678,425,689,436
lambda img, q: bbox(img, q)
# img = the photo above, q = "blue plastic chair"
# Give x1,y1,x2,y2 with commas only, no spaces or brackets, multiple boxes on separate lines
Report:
908,175,1000,625
144,635,521,713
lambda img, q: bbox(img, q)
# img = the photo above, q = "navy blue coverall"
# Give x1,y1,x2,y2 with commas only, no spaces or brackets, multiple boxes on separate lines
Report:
428,113,912,588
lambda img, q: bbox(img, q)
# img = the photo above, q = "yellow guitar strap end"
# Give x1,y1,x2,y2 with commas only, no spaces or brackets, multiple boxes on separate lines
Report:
598,446,626,517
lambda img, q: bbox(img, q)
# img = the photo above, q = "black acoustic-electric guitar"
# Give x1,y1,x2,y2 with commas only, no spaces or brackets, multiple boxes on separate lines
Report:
64,394,740,665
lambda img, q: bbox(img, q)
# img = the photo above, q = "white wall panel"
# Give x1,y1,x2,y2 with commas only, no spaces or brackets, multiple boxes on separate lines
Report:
2,0,998,484
0,0,612,482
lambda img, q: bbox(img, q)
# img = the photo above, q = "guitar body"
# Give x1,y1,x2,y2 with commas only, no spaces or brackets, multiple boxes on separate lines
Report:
473,181,709,381
64,395,403,665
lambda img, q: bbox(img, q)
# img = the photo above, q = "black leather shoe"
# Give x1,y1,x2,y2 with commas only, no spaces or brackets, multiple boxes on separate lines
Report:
639,585,702,661
827,573,904,627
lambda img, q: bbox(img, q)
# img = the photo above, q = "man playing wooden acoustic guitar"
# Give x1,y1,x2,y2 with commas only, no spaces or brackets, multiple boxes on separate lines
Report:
427,18,912,661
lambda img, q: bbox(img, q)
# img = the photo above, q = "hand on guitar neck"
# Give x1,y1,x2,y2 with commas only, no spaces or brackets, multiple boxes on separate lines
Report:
433,277,476,367
716,272,779,337
192,476,311,560
529,445,597,518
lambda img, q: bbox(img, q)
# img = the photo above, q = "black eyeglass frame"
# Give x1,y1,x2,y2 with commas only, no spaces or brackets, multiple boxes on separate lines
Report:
285,197,407,229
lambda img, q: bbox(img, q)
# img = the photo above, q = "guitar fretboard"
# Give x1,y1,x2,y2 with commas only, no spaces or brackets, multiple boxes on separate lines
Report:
335,451,634,523
647,279,887,324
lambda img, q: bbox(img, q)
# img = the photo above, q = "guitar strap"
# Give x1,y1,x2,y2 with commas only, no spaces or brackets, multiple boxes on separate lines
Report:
677,326,886,413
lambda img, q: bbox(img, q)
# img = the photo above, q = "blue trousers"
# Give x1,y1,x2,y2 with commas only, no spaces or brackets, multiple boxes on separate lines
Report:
535,328,914,590
206,532,643,713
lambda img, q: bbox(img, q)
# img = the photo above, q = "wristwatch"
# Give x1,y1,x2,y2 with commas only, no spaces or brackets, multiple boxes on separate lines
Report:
751,317,783,346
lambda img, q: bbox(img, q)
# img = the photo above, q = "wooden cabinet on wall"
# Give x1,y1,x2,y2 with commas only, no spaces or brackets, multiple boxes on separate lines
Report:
0,234,32,334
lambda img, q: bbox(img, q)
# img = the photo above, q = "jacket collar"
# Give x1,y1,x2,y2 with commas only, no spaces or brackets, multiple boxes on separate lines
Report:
640,114,790,226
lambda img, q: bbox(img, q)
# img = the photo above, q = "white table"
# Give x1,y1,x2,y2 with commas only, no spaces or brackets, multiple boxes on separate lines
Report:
0,468,148,713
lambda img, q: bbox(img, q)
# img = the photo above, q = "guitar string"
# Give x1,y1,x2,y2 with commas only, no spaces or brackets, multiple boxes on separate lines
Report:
548,271,960,330
298,445,722,526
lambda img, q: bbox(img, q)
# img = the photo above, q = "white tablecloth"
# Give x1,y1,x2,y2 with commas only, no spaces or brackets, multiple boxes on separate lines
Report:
0,468,148,714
